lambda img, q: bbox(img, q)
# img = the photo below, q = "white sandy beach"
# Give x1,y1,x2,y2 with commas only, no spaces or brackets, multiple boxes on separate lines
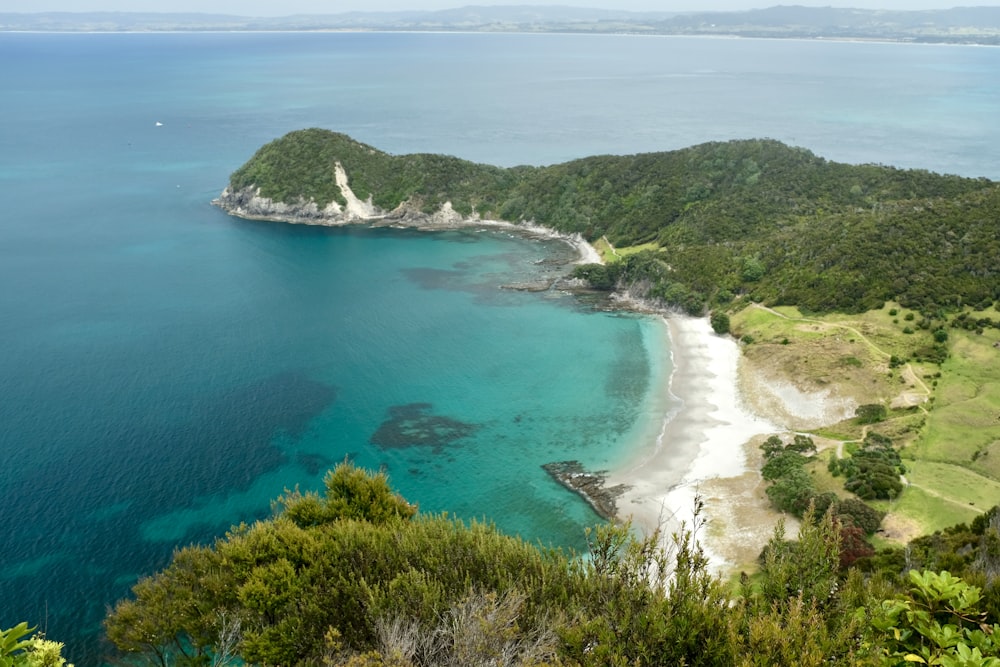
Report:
607,315,788,573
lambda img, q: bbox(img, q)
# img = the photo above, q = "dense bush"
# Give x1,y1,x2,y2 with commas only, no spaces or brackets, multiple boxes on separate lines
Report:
97,464,1000,665
830,433,905,500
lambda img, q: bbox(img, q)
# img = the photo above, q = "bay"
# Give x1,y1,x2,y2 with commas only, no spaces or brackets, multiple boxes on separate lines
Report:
0,31,997,664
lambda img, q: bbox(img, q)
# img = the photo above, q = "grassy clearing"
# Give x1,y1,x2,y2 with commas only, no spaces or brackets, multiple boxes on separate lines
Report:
592,236,614,263
809,451,852,499
910,326,1000,479
732,304,897,406
873,485,980,539
904,460,1000,513
595,238,661,264
614,242,660,258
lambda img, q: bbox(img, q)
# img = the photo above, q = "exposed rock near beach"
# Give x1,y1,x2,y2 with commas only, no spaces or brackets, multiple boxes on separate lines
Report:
542,460,628,521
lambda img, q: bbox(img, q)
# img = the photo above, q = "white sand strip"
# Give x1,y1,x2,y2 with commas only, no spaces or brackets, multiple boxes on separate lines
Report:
608,315,781,570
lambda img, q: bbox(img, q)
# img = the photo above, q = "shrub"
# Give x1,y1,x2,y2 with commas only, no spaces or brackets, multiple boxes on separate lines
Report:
710,310,731,335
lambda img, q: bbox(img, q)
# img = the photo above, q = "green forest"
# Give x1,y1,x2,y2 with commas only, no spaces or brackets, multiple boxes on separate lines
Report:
225,128,1000,316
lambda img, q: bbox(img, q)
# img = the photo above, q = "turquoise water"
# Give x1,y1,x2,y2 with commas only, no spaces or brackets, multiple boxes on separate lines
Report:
1,32,998,663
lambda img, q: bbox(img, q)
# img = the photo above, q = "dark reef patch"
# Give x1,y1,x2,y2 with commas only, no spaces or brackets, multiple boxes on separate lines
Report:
370,402,478,453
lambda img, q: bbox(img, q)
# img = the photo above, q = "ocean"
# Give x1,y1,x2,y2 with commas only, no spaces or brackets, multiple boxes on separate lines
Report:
1,31,997,664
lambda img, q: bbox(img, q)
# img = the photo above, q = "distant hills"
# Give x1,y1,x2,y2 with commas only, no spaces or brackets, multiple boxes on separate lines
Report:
4,5,1000,44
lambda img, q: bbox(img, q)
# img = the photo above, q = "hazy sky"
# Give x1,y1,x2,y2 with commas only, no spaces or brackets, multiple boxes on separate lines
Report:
6,0,1000,15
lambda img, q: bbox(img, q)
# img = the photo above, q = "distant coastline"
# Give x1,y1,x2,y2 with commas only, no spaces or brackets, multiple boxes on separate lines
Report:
4,6,1000,46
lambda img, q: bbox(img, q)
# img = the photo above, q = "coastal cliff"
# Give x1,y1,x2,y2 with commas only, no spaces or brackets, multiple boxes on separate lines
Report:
215,144,496,229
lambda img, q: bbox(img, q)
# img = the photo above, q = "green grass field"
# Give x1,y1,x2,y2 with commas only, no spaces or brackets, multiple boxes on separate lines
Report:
912,325,1000,480
871,485,980,537
596,239,662,264
904,460,1000,514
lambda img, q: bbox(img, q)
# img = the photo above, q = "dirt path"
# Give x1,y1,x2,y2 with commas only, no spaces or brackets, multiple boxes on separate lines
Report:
602,235,621,259
904,478,985,514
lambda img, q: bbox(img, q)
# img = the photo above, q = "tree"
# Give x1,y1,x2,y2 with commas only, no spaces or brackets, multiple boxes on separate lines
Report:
760,435,785,458
761,450,811,482
741,255,766,282
710,310,731,334
276,461,416,527
834,498,886,535
755,508,842,608
837,523,875,570
765,466,817,516
855,403,888,424
787,434,817,455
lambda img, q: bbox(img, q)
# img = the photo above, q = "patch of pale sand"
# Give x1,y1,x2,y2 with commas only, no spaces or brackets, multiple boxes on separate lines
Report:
699,435,804,574
880,514,923,544
334,162,380,220
891,366,929,409
879,512,924,544
891,392,928,409
738,363,857,431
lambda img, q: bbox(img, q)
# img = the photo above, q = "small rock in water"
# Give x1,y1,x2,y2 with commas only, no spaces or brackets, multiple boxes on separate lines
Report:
542,460,628,521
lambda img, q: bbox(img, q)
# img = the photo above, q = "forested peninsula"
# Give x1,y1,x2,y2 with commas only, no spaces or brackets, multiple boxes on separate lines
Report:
215,128,1000,316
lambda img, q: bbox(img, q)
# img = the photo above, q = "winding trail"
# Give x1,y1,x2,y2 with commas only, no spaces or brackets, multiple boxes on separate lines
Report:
601,235,621,259
749,304,940,504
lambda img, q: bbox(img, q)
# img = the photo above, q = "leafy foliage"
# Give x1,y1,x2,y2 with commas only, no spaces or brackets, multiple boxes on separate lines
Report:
102,464,1000,666
760,435,820,516
276,462,417,527
710,310,731,334
856,403,889,425
869,570,1000,666
0,624,73,667
95,466,871,664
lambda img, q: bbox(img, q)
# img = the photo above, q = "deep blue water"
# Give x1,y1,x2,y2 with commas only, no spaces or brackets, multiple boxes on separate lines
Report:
1,32,998,664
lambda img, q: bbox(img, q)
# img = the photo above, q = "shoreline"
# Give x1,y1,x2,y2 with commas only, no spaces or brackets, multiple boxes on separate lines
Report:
607,315,785,573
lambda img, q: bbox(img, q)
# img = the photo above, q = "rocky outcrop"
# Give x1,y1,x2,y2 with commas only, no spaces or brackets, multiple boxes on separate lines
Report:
213,162,382,225
214,183,495,231
212,184,346,223
542,461,628,521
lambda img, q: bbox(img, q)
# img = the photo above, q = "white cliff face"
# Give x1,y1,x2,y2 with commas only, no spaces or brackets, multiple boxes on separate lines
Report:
214,162,384,225
334,163,381,221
